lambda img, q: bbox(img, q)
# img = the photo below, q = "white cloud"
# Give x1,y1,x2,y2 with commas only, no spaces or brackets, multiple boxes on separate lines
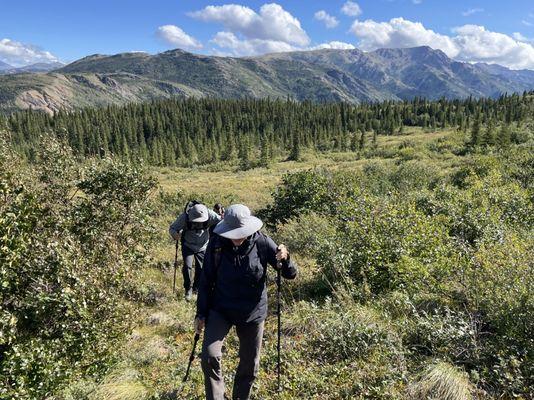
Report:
0,38,59,67
312,41,356,50
189,3,309,46
157,25,203,49
210,32,355,56
314,10,339,29
350,17,534,69
341,1,362,17
513,32,534,44
452,24,534,69
522,20,533,27
462,8,484,17
210,31,296,56
350,17,458,56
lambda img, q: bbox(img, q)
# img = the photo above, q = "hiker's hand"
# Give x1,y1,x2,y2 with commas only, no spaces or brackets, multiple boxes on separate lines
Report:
276,244,289,262
194,317,205,334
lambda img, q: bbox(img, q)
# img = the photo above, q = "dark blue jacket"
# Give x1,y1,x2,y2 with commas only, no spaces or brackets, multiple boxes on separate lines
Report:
196,232,297,324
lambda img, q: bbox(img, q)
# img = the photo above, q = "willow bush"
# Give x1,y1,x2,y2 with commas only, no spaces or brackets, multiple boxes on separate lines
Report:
0,135,157,399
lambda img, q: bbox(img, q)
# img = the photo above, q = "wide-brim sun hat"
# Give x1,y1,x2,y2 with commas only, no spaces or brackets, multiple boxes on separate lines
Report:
187,204,209,222
213,204,263,239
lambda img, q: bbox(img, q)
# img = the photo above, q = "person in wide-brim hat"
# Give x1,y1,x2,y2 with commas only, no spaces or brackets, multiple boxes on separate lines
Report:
212,203,263,239
169,202,222,301
194,204,298,400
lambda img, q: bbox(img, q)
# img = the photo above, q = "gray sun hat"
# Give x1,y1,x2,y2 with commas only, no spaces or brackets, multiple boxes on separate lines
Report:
213,204,263,239
187,204,209,222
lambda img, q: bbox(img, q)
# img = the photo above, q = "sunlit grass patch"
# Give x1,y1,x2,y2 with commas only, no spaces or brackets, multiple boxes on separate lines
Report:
89,368,149,400
407,361,474,400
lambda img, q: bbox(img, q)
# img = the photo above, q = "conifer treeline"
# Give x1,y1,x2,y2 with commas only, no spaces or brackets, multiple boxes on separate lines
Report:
1,93,533,166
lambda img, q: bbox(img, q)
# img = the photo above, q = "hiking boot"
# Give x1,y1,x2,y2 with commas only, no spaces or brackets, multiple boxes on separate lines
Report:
185,289,193,302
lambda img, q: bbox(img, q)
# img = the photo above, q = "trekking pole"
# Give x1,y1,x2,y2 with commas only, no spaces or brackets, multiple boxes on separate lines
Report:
173,240,179,294
183,333,201,383
276,260,282,393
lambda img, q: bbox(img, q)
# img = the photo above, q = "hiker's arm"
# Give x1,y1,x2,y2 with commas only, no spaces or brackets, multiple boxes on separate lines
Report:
196,239,216,321
265,236,297,280
207,209,222,226
169,213,186,241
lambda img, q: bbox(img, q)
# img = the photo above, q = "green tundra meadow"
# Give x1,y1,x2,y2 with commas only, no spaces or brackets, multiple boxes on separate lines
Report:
1,95,533,399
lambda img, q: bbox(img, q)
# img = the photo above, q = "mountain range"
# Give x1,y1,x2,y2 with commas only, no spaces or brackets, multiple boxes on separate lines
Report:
1,46,533,114
0,61,64,75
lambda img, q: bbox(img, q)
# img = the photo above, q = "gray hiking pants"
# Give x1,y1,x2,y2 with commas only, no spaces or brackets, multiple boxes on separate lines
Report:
181,244,205,292
201,310,264,400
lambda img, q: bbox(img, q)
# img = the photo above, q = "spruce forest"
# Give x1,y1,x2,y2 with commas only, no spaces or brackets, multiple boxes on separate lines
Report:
2,93,530,167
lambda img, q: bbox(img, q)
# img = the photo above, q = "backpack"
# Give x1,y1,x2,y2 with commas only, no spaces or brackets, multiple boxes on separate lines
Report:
183,200,209,231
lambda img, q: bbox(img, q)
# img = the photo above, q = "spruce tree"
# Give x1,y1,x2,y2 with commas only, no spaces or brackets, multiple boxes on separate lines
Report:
350,132,359,152
498,124,512,148
482,120,496,147
289,132,301,161
222,132,237,161
470,115,481,147
238,135,251,170
259,134,270,168
359,130,366,151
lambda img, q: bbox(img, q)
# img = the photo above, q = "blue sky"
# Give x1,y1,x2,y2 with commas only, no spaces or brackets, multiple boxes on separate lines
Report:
2,0,534,69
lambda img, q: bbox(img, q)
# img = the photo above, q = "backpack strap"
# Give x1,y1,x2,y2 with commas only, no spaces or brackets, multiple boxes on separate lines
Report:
255,232,269,269
213,246,223,275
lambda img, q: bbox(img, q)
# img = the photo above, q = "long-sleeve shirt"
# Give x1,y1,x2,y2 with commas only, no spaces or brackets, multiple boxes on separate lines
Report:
196,231,297,324
169,210,221,253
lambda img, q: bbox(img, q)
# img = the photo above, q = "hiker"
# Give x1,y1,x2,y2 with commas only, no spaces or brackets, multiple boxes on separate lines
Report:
213,203,225,218
169,202,221,301
209,203,225,235
195,204,297,400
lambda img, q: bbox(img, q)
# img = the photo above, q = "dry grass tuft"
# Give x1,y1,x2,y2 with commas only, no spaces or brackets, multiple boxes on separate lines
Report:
407,361,474,400
89,368,149,400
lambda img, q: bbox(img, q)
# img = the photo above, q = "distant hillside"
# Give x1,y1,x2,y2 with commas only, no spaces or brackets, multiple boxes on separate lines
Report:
1,46,534,113
0,61,64,75
0,60,13,71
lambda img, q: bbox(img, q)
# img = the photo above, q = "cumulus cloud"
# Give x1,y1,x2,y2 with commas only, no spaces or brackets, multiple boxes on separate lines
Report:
452,24,534,69
0,38,59,67
157,25,203,49
189,3,309,46
350,17,458,56
210,31,296,56
341,1,362,17
462,8,484,17
350,17,534,69
210,33,356,56
312,41,356,50
513,32,534,44
314,10,339,29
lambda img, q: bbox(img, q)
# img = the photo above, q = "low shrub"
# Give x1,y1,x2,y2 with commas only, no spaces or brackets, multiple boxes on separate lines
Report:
0,136,157,398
